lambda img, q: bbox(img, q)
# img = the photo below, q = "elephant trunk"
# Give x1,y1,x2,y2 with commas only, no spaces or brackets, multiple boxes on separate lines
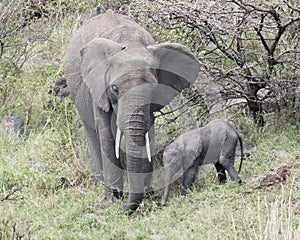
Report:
123,141,146,212
118,96,152,212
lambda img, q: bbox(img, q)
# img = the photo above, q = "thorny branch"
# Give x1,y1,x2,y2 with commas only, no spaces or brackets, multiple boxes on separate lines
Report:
0,184,23,201
0,0,60,68
125,0,300,126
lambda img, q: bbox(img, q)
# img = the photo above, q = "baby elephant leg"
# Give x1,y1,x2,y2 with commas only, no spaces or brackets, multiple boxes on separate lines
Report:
219,154,242,184
214,162,227,183
181,165,198,196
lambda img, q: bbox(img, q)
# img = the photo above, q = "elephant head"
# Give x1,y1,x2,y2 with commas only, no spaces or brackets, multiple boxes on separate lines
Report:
79,37,200,211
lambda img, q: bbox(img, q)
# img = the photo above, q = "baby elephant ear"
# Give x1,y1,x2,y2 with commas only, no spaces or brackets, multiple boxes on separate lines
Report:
80,38,122,112
147,43,200,108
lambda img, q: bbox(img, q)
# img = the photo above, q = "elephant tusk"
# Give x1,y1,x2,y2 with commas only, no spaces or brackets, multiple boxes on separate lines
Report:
145,132,151,162
115,128,122,159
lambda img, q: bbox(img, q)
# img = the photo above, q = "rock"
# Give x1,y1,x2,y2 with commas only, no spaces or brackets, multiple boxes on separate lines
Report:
150,234,161,240
28,160,48,172
275,150,289,160
47,77,70,109
48,77,69,99
194,73,247,117
235,142,253,157
125,228,135,238
0,115,24,136
257,88,271,101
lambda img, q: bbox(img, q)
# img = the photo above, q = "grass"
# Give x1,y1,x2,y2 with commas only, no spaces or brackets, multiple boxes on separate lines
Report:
1,114,300,239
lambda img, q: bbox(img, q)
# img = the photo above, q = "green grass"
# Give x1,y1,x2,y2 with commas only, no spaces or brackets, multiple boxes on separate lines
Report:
1,115,300,239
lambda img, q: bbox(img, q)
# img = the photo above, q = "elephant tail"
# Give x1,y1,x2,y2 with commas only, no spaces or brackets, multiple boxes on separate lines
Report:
237,133,244,173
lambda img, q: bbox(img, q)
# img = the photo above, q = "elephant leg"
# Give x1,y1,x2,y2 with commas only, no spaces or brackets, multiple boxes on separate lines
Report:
97,111,124,204
219,154,242,184
75,82,103,181
83,122,103,181
214,162,227,183
101,139,124,202
181,165,198,196
143,158,154,197
226,165,242,184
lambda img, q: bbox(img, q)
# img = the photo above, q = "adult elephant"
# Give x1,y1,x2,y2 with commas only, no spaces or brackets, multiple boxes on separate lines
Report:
64,9,200,212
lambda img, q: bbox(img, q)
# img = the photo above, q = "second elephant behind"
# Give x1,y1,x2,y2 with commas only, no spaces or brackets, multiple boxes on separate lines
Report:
162,119,244,205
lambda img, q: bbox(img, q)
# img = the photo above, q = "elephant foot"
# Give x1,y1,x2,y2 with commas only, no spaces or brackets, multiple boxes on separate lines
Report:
112,188,124,199
218,176,227,184
122,193,144,214
122,205,136,215
180,188,187,196
161,197,169,207
144,186,155,199
104,186,123,199
101,188,123,210
123,202,141,215
101,196,121,210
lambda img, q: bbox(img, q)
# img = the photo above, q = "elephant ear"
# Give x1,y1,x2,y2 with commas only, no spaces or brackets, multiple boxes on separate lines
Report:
80,38,123,112
147,43,200,110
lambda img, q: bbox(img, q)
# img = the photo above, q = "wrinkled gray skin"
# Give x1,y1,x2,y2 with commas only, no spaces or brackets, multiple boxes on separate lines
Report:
63,10,200,212
162,119,244,206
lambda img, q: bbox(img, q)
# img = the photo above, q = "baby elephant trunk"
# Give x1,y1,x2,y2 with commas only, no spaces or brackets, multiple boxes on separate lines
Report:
162,165,173,206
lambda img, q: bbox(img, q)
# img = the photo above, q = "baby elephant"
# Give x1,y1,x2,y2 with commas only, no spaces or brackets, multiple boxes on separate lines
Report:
162,119,244,205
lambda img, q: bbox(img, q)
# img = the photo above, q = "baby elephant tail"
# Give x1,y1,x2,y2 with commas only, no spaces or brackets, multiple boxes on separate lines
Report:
237,133,244,173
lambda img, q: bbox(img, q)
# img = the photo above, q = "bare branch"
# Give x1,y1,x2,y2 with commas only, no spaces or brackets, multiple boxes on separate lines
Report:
0,184,23,202
122,0,299,125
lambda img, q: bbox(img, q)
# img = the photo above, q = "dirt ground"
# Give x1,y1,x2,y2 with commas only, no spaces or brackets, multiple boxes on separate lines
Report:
257,162,300,191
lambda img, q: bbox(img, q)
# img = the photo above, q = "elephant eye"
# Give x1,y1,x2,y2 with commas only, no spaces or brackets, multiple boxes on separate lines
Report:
111,84,119,96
